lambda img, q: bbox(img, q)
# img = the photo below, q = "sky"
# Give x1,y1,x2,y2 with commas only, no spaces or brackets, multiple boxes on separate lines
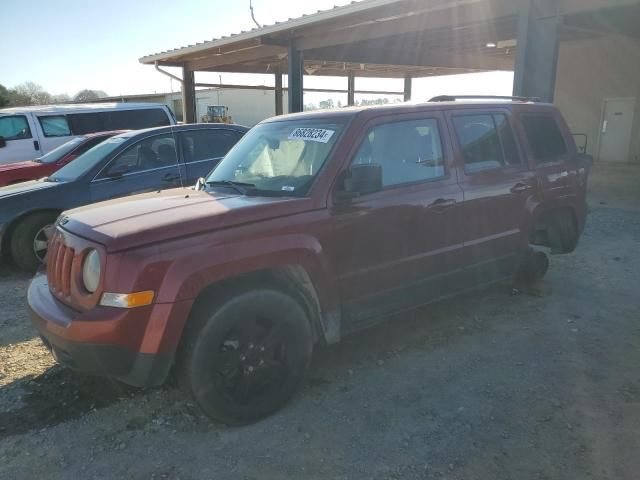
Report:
0,0,513,104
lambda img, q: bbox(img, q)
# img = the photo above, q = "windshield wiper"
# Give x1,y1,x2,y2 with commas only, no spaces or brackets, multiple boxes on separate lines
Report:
206,180,255,195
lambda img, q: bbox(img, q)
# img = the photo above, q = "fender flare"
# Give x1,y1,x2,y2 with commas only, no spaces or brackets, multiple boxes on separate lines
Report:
155,233,341,345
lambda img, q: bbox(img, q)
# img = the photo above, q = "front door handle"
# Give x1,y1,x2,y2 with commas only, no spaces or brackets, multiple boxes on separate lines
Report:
428,198,457,211
162,173,181,182
33,140,40,151
511,183,534,194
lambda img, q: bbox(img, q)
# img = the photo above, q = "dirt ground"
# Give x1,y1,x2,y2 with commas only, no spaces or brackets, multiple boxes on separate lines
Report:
1,164,639,480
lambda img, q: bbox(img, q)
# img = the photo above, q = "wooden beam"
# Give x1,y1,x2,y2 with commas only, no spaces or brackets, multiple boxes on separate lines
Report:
186,44,286,71
181,66,196,123
304,46,515,71
347,73,355,106
288,45,304,113
275,73,284,116
513,0,560,101
193,82,403,95
404,77,412,102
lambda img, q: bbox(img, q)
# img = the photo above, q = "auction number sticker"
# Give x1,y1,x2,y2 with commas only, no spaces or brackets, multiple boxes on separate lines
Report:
288,128,335,143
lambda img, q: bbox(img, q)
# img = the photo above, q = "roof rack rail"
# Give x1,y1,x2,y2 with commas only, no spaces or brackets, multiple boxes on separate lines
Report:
429,95,541,103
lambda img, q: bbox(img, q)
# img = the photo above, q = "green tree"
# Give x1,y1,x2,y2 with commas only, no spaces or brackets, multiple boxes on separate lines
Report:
73,89,107,102
12,81,51,105
0,84,9,107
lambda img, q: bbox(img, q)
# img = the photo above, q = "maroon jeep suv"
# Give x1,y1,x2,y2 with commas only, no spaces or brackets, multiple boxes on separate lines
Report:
28,96,591,424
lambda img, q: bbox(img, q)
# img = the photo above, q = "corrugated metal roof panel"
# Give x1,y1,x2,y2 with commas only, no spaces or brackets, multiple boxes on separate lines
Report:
139,0,407,64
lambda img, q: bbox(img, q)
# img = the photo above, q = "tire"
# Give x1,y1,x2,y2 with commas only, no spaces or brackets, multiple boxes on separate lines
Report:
546,210,578,254
179,288,313,425
10,212,58,272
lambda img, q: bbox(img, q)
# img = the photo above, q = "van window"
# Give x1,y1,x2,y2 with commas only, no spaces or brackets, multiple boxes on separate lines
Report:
67,113,106,135
0,115,32,140
65,108,170,135
351,118,445,187
181,129,239,163
522,114,568,163
106,109,170,130
453,113,521,174
39,115,72,137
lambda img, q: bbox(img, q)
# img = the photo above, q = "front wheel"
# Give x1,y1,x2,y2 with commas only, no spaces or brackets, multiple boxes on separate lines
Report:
179,288,313,425
10,212,58,271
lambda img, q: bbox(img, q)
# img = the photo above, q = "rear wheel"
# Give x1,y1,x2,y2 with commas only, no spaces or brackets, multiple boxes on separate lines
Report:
179,288,313,425
10,212,58,271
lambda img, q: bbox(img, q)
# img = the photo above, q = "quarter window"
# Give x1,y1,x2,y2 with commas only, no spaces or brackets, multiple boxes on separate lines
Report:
181,129,239,163
522,114,567,163
39,115,72,137
0,115,31,140
351,118,445,187
453,113,521,174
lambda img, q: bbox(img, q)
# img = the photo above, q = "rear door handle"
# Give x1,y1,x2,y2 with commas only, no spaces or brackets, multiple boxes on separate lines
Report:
428,198,457,211
33,140,40,151
511,183,534,193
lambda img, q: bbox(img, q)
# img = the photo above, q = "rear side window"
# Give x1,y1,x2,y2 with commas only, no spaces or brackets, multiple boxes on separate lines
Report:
453,113,521,174
0,115,31,140
67,113,106,135
75,135,110,155
106,109,171,130
351,118,445,187
181,129,240,163
39,115,72,137
522,114,567,163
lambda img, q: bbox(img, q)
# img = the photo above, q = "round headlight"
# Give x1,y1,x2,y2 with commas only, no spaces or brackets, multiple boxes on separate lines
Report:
82,249,101,293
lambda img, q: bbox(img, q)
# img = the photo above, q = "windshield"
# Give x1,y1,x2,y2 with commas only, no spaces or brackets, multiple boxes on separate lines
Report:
35,137,85,164
206,120,345,196
49,135,129,182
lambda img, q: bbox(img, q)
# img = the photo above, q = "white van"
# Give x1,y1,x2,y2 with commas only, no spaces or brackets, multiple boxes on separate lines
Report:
0,103,176,165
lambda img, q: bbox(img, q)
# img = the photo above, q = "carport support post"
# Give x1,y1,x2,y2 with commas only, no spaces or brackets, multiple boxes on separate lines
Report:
288,44,304,113
513,0,561,102
181,66,197,123
404,77,412,102
347,72,356,106
275,73,284,116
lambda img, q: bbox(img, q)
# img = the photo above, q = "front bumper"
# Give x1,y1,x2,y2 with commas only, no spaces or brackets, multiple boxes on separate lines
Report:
28,274,175,387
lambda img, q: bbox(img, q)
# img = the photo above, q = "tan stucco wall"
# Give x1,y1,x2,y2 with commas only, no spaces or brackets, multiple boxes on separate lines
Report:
554,33,640,163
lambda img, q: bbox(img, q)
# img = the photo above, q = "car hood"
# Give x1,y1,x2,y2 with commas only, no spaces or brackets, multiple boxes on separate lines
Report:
0,178,60,199
62,188,314,252
0,160,38,173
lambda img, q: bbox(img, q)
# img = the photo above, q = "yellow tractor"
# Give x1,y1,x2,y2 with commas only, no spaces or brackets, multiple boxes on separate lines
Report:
201,105,233,124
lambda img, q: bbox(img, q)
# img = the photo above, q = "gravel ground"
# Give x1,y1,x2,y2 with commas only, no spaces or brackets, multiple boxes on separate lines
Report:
0,164,639,480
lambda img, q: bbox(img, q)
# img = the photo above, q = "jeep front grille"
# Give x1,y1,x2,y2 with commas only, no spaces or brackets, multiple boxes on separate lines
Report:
46,236,76,299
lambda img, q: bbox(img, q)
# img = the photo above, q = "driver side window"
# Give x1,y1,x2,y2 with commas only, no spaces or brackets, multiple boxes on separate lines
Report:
102,134,177,177
351,118,445,187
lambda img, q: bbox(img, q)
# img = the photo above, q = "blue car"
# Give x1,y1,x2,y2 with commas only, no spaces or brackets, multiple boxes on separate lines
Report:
0,123,248,270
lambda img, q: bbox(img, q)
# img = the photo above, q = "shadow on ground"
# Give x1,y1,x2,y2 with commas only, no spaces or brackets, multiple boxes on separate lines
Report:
0,366,141,439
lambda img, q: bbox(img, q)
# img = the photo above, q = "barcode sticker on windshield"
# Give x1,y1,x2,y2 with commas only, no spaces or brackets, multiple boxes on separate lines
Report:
288,128,335,143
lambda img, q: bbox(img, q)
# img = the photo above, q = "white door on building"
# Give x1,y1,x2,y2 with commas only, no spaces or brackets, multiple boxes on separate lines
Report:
597,97,636,163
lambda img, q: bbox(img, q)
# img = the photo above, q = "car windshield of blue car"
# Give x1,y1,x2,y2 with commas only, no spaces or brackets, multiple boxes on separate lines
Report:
49,136,129,182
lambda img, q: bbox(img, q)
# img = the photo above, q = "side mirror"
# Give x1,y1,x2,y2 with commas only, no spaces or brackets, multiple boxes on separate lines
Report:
337,164,383,202
0,136,6,148
194,177,206,191
106,164,131,179
575,153,594,169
